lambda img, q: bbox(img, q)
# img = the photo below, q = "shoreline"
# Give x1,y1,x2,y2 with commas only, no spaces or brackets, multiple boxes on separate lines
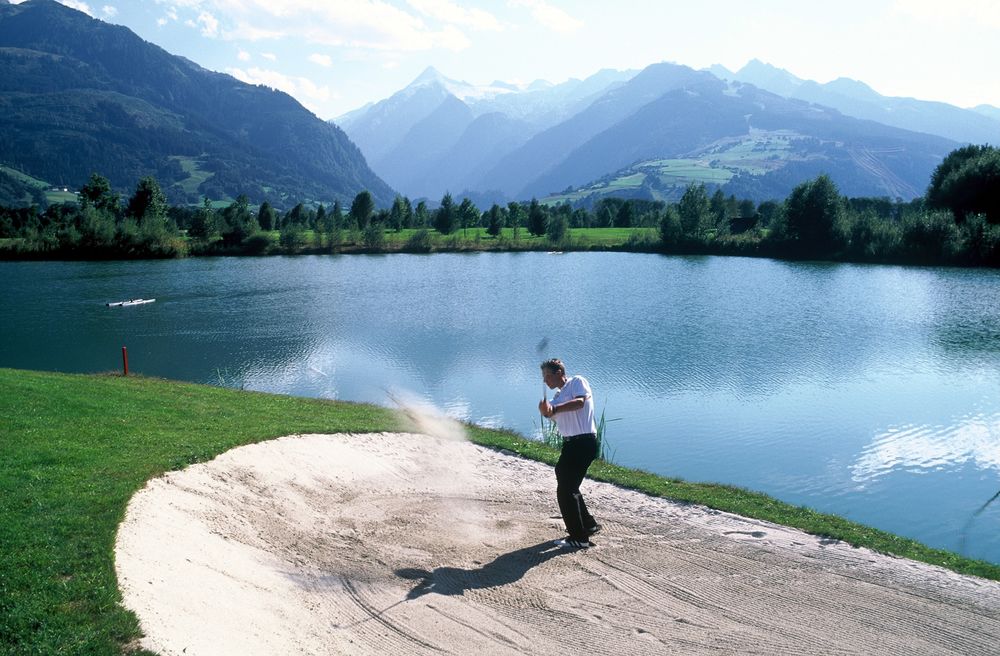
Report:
4,369,1000,653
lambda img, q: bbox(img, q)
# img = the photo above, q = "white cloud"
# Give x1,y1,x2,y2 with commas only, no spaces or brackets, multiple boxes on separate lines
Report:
196,10,219,37
261,52,277,61
237,49,251,61
54,0,95,16
508,0,582,33
101,5,117,18
224,21,287,41
227,66,332,104
406,0,503,31
892,0,1000,29
308,53,333,67
174,0,474,52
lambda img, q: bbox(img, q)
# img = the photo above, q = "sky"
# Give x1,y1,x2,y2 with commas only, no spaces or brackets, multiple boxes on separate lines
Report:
15,0,1000,121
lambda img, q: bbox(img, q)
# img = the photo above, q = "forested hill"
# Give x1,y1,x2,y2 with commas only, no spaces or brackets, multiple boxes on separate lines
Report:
0,0,394,208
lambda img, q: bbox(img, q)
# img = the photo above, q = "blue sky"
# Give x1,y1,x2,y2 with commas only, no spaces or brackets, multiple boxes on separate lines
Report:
20,0,1000,120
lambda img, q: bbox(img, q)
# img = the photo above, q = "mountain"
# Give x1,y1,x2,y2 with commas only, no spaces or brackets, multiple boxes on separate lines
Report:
541,78,957,205
372,94,474,195
334,66,635,199
490,63,720,198
0,0,393,208
714,59,1000,145
973,105,1000,123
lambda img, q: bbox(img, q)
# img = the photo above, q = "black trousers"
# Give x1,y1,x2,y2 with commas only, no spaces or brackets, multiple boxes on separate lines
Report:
555,433,598,540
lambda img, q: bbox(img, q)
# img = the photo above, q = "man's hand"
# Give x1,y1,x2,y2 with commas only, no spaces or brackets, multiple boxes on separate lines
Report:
538,400,554,417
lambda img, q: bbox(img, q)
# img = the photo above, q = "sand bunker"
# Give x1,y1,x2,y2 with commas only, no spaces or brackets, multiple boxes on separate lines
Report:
116,432,1000,655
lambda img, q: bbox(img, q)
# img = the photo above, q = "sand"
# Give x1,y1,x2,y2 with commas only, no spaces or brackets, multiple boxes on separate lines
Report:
115,432,1000,655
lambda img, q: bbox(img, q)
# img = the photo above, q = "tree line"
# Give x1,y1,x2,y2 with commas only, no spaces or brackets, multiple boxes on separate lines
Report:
1,144,997,265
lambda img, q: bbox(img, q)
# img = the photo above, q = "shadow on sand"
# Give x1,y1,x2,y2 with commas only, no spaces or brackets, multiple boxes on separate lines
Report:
396,539,568,600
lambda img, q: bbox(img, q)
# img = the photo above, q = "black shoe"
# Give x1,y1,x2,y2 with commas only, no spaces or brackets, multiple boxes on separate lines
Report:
587,523,602,536
554,538,593,549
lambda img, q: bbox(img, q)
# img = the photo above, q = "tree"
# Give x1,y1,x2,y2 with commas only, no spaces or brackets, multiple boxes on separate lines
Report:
485,204,504,237
506,202,522,229
79,173,119,213
546,211,568,243
188,197,219,241
220,194,259,247
279,222,306,250
677,184,710,236
414,200,430,228
595,203,615,228
783,174,846,254
349,190,375,230
709,188,727,231
389,195,406,232
458,197,479,236
434,193,457,234
315,204,328,232
527,198,547,236
362,221,386,249
757,200,781,228
926,144,1000,223
614,200,633,228
257,200,277,231
402,197,414,229
126,176,167,224
659,206,683,246
330,199,343,229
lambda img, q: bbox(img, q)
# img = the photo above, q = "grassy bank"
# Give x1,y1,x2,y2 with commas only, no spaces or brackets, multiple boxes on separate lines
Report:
2,369,998,654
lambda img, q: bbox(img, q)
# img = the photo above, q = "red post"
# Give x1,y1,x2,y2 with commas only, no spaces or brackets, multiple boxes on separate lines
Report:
122,346,129,376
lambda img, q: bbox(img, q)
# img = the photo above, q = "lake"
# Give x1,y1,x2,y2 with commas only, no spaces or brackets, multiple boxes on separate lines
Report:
2,253,999,564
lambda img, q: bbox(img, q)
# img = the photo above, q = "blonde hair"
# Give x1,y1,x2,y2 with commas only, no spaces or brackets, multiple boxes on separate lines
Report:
540,358,565,376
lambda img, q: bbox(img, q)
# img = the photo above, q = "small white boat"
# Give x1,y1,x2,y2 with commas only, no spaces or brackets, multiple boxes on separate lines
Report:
108,298,156,307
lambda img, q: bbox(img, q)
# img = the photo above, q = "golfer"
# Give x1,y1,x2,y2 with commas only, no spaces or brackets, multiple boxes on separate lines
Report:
539,358,601,549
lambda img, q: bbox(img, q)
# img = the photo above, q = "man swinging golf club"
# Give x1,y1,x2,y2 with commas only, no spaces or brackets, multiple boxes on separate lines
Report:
539,358,601,549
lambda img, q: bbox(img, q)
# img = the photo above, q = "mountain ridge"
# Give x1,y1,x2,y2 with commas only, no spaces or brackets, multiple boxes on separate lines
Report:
340,58,984,204
0,0,394,208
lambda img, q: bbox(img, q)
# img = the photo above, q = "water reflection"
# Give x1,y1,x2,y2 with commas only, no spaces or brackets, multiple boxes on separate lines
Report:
854,413,1000,482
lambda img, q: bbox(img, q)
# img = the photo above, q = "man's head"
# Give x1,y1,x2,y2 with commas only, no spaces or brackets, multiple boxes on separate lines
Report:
541,358,566,389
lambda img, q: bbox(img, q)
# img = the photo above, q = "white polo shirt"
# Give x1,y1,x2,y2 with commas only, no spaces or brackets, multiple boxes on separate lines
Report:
551,375,597,437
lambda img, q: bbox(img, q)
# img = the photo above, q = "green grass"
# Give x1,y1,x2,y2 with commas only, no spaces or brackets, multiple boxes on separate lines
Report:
0,165,78,205
542,131,810,205
43,191,79,205
3,368,998,654
168,156,215,200
0,166,49,189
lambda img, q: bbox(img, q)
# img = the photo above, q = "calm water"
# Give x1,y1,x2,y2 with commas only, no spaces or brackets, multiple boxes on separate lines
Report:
3,253,1000,563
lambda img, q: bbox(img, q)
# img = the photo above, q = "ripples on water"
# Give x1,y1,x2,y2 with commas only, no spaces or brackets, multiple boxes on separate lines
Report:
2,254,1000,563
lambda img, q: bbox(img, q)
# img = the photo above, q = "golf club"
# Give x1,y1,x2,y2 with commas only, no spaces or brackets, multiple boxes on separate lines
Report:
536,337,550,436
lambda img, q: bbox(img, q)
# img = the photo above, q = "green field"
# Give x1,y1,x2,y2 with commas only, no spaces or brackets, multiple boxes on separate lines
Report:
0,165,48,188
2,368,998,653
544,130,808,205
0,165,78,205
168,155,218,201
258,226,657,252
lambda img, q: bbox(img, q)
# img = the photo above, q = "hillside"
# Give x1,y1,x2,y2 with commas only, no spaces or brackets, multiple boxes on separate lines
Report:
0,0,393,208
537,75,957,204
